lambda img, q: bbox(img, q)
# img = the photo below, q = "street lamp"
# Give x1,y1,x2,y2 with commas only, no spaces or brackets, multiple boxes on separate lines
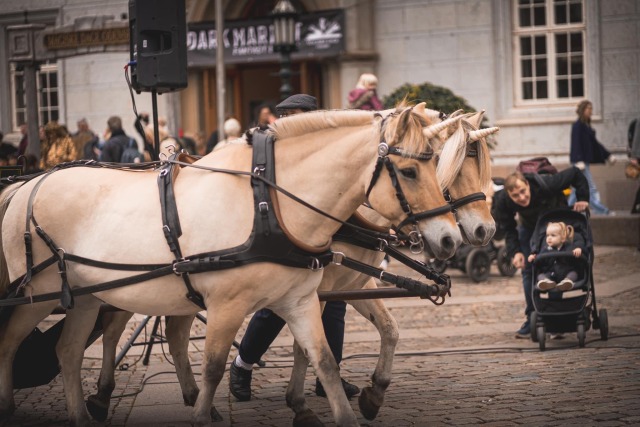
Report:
271,0,298,101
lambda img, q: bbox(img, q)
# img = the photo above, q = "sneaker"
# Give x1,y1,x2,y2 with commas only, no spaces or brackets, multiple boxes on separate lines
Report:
229,363,252,401
315,377,360,399
515,321,530,339
550,333,565,340
536,278,556,291
555,278,574,292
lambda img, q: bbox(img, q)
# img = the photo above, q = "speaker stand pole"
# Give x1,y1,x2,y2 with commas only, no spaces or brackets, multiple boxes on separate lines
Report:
152,89,160,160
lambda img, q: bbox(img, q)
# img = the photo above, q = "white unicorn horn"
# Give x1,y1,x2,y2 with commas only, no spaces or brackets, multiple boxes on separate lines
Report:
423,115,463,139
468,126,500,141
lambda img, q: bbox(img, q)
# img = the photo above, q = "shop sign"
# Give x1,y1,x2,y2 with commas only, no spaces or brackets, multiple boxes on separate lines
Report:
187,9,345,66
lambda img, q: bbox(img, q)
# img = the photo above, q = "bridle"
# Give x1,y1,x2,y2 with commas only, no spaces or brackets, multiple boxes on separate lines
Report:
365,112,453,254
442,141,487,216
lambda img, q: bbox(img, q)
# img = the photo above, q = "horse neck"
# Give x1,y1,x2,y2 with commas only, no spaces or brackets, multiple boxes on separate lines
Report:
274,125,378,248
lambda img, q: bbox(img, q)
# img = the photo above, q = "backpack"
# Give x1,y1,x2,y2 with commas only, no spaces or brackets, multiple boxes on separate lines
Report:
516,157,568,205
120,138,144,163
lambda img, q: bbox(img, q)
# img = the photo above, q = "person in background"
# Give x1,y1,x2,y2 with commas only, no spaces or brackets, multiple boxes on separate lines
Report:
18,123,28,156
0,131,18,165
347,73,383,111
256,104,277,129
568,100,616,215
212,118,243,152
228,93,360,402
491,168,589,338
100,116,133,163
40,121,78,170
72,118,99,161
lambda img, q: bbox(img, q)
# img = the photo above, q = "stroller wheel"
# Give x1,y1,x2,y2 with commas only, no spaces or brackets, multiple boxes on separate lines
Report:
537,325,546,351
577,323,586,347
530,312,538,342
497,246,516,277
599,309,609,341
465,248,491,282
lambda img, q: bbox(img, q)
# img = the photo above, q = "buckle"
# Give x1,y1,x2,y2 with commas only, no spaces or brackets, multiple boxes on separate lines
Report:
172,259,187,275
309,257,323,271
253,166,266,175
258,201,269,213
332,252,345,265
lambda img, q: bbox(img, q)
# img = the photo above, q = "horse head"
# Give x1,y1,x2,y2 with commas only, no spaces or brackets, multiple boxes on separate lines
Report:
432,109,498,246
365,104,462,260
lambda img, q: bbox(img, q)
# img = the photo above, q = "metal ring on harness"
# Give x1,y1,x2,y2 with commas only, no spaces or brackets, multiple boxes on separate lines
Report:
408,229,425,254
309,257,323,271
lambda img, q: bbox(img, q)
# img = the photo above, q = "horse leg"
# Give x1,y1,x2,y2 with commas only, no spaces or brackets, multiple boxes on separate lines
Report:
0,300,58,420
286,339,321,427
165,315,198,405
283,299,359,427
349,279,399,420
55,295,102,427
192,306,246,426
86,310,133,421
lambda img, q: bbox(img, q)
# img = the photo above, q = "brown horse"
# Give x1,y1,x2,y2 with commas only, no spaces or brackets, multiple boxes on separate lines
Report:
0,106,462,426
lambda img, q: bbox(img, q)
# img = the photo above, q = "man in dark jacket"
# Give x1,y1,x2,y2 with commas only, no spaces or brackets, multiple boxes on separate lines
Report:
228,94,360,402
491,167,589,338
100,116,132,163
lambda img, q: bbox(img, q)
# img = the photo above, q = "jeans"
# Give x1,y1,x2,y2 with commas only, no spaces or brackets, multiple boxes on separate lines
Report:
238,300,347,365
518,226,534,318
568,164,609,214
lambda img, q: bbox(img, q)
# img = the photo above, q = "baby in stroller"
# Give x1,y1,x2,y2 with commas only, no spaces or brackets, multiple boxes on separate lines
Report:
528,221,585,292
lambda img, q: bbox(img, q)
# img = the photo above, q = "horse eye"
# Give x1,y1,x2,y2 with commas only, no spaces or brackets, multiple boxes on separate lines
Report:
399,168,417,179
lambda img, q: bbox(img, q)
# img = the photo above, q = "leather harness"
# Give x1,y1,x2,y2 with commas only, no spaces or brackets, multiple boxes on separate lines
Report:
0,125,482,313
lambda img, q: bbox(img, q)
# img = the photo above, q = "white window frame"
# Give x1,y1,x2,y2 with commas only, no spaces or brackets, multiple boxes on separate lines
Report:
10,61,59,130
492,0,601,126
513,0,586,106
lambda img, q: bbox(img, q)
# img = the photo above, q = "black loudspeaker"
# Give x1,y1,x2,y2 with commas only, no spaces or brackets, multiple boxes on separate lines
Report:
129,0,188,93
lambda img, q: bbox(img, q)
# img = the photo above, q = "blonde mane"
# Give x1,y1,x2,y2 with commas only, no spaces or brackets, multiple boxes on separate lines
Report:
436,119,492,193
270,109,376,140
269,105,432,158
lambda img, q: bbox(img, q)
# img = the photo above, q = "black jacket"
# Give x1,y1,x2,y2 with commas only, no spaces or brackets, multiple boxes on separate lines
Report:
491,167,589,260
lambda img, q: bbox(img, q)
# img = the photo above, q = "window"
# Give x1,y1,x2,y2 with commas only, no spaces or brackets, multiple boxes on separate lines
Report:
11,61,59,129
513,0,585,104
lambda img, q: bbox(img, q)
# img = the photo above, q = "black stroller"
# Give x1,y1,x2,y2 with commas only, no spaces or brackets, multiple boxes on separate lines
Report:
529,208,609,350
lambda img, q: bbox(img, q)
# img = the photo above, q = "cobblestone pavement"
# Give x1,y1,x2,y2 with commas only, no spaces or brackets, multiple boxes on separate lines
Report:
2,245,639,426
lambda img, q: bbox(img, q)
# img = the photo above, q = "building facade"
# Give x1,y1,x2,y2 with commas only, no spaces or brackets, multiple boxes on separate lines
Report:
1,0,638,180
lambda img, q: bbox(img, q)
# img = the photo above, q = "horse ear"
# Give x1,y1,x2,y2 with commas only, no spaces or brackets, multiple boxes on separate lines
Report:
391,107,414,144
413,102,426,116
465,110,485,128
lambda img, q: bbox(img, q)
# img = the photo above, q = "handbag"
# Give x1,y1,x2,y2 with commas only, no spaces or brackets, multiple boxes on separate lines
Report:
625,161,640,180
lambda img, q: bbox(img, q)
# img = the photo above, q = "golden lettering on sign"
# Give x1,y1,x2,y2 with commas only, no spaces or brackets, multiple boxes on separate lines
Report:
44,27,129,50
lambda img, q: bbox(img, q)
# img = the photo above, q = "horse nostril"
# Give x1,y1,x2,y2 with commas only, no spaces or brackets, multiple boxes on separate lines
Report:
474,226,487,242
440,235,455,252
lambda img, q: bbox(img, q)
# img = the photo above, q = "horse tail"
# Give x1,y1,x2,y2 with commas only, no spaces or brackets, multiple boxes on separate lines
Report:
0,183,23,295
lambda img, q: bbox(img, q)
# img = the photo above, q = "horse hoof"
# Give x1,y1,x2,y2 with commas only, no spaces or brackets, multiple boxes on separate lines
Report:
210,406,223,422
182,389,199,407
293,408,323,427
358,387,382,421
86,395,109,422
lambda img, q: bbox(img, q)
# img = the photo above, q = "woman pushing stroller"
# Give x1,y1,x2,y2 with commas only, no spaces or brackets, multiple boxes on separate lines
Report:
528,221,585,292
